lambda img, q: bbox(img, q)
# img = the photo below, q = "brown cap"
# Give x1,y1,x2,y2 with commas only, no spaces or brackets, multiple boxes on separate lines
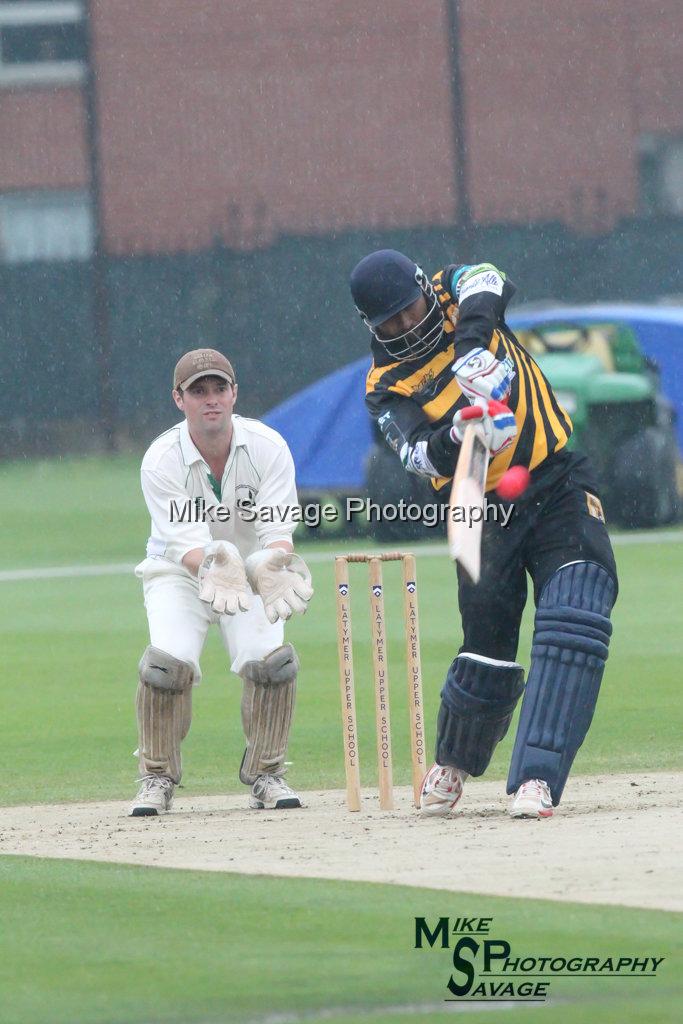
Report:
173,349,236,390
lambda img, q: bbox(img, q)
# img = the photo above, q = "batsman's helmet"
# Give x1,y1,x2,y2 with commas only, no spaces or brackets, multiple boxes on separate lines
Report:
349,249,444,361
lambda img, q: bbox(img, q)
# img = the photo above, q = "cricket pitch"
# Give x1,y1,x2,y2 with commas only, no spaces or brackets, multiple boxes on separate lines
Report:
0,771,679,912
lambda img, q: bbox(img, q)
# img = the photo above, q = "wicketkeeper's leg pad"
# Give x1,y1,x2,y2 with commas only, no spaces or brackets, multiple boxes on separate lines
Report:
139,645,194,693
239,643,299,785
137,647,194,784
436,654,525,776
507,560,616,805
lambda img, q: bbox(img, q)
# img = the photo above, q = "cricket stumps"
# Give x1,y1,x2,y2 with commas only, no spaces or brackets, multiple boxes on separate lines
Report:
334,551,427,812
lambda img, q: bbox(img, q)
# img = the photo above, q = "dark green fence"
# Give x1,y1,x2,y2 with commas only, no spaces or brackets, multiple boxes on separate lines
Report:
1,216,681,457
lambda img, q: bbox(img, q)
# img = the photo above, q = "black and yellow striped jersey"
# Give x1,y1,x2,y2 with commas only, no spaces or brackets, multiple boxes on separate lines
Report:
365,263,573,493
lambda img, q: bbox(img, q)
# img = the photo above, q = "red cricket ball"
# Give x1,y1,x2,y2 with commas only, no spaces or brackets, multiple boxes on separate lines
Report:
496,465,531,500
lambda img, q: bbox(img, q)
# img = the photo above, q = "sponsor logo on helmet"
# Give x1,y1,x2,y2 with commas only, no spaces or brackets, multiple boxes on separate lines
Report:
415,266,434,298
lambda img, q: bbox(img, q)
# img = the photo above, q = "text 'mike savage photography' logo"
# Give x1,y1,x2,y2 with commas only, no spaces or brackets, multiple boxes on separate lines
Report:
414,916,665,1004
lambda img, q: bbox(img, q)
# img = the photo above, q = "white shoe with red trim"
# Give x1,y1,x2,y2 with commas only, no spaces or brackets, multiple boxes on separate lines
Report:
419,763,468,818
509,779,554,819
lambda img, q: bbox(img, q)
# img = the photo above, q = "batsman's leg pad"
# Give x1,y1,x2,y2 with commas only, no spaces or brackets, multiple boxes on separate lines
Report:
136,646,194,784
239,644,298,784
507,561,616,805
436,654,525,776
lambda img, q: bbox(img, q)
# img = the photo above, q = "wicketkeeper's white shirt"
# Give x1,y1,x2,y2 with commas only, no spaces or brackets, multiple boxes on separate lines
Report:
136,416,297,676
138,415,299,574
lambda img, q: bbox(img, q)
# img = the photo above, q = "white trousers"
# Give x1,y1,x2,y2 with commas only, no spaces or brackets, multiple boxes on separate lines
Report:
138,559,284,682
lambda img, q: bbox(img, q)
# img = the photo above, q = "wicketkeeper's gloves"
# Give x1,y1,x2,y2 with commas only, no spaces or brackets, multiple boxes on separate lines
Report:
245,548,314,624
198,540,252,615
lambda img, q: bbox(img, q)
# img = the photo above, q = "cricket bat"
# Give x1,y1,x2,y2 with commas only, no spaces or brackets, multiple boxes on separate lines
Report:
447,422,489,583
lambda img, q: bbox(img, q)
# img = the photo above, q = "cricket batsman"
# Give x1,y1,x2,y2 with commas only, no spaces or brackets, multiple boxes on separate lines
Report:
350,250,618,819
130,349,313,816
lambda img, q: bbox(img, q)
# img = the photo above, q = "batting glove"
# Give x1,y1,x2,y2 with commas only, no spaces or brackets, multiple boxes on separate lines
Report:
453,347,515,403
198,540,252,615
451,400,517,457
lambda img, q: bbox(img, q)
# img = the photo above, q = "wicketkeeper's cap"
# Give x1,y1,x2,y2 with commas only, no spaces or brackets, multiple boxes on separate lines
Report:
173,349,236,390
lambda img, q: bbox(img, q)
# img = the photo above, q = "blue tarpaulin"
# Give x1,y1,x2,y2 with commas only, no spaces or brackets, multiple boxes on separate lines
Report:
265,304,683,490
264,356,371,490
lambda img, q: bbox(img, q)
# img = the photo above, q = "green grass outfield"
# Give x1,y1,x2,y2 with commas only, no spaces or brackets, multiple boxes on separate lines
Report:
1,455,681,804
0,857,680,1024
1,455,681,1023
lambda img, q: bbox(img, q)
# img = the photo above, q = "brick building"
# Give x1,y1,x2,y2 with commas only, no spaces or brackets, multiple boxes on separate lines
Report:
0,0,682,261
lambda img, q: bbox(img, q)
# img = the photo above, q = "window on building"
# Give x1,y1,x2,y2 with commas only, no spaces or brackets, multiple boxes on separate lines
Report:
0,190,93,263
0,1,85,86
638,134,683,217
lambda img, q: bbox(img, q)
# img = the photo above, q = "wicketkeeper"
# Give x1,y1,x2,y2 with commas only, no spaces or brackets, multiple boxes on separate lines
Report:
131,349,313,816
350,250,618,819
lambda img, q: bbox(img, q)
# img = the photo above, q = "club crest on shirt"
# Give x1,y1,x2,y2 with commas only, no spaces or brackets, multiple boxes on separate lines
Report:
235,483,257,512
585,492,605,522
414,370,440,399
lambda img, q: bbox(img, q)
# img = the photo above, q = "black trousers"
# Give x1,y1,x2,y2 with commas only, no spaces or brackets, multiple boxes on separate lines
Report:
457,449,618,662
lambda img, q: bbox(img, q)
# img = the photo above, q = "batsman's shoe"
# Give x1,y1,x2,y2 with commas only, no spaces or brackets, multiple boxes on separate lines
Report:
130,775,175,817
509,779,554,819
249,775,302,810
419,763,468,818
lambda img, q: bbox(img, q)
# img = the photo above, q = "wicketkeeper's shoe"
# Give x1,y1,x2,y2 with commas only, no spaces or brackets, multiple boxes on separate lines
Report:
419,763,468,817
509,779,554,819
249,775,302,810
130,775,175,817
